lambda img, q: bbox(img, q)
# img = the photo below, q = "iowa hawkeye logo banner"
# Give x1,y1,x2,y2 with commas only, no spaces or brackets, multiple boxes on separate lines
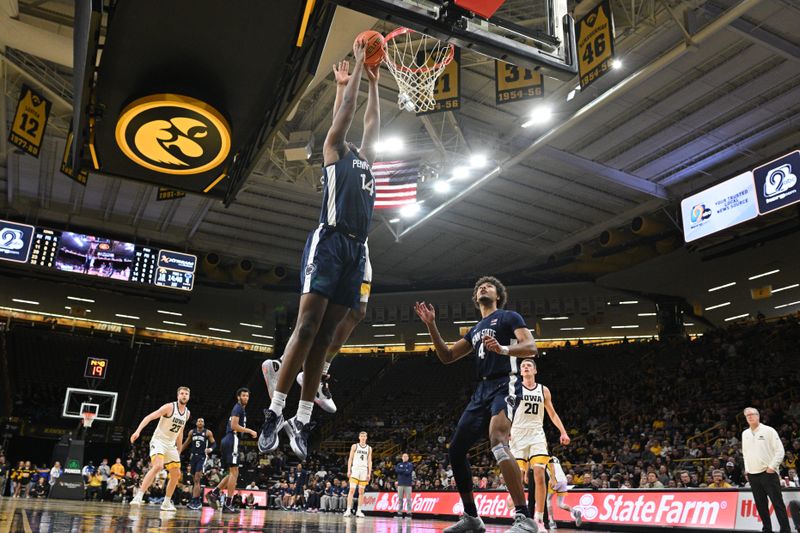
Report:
9,84,52,158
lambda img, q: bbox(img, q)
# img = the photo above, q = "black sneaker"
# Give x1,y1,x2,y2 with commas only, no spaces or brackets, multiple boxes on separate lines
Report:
206,490,220,510
222,504,237,514
258,408,283,453
283,416,315,461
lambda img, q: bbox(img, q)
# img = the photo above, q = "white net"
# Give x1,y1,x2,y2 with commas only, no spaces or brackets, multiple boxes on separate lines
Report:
81,412,96,428
384,28,454,113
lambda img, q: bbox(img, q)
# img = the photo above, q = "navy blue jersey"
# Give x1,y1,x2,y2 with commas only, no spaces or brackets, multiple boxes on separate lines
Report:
462,309,529,379
225,403,247,437
319,150,375,239
190,429,208,457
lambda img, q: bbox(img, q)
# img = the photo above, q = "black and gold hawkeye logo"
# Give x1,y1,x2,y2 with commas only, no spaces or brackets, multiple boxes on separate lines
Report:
115,94,231,175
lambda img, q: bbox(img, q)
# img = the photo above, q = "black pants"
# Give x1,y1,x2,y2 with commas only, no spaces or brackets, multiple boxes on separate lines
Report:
748,472,792,532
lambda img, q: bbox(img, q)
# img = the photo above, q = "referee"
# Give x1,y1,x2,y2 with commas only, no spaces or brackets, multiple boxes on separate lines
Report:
742,407,792,533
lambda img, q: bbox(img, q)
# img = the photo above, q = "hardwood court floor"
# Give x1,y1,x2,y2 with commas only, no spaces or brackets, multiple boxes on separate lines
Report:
0,498,594,532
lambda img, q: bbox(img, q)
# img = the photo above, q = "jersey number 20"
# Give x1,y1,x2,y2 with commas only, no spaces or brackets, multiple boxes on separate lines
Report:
523,402,539,415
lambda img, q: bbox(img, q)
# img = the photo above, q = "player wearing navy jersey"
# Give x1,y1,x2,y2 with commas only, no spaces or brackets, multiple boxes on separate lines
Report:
415,277,539,533
180,417,216,510
260,37,381,461
208,388,256,513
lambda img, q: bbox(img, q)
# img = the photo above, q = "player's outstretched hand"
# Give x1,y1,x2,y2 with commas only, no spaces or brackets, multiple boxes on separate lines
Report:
483,336,502,353
560,433,571,445
353,38,367,63
414,302,436,324
130,431,139,444
365,63,380,83
333,60,350,86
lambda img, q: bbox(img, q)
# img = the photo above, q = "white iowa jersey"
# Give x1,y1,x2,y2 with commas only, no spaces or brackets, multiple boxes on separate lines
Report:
152,402,189,445
352,444,371,469
513,383,545,430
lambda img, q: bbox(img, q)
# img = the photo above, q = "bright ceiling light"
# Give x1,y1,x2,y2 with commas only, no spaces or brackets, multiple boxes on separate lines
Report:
748,269,779,280
775,300,800,309
541,316,569,321
374,334,396,338
468,154,488,168
115,314,140,320
68,296,95,303
560,327,585,331
372,323,396,327
566,90,576,102
610,325,639,329
705,302,731,311
157,310,183,316
521,105,552,128
400,203,421,218
619,300,638,305
252,333,273,339
12,299,39,305
772,284,798,293
708,282,736,292
434,180,451,194
453,320,478,325
208,327,231,333
375,137,404,153
724,313,749,322
416,332,431,336
638,312,657,317
239,322,263,329
163,320,187,326
612,59,623,69
388,218,400,223
451,166,470,179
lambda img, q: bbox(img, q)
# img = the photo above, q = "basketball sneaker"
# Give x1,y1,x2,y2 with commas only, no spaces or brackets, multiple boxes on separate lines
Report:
262,359,281,398
222,504,237,514
283,416,315,461
160,499,177,512
572,509,582,526
187,499,202,510
296,372,337,413
548,520,557,529
506,514,539,533
355,509,366,518
129,490,144,506
206,489,220,510
443,514,486,533
258,409,283,453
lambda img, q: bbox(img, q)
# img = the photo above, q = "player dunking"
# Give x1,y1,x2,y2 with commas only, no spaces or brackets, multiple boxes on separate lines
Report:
208,388,257,513
510,358,570,530
259,38,380,460
344,431,372,518
415,277,539,533
129,387,190,511
180,417,216,510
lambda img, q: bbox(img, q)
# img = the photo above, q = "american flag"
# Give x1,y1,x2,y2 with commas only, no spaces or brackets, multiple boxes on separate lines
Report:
372,160,419,209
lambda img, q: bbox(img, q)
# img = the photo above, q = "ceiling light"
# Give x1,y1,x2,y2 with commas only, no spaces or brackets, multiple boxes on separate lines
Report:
208,327,231,333
374,334,396,338
708,282,736,292
12,299,39,305
372,323,396,327
400,203,421,218
542,316,569,321
468,154,488,168
566,89,576,102
388,218,400,223
748,269,779,280
163,320,187,326
619,300,638,305
157,310,183,316
612,59,623,69
239,322,263,329
610,325,639,329
434,180,451,194
115,314,140,320
560,327,585,331
453,320,478,325
68,296,95,303
772,284,798,293
775,300,800,309
417,332,431,336
638,312,657,317
521,105,552,128
252,333,273,339
375,137,404,153
683,322,695,326
451,166,470,179
724,313,749,322
705,302,730,311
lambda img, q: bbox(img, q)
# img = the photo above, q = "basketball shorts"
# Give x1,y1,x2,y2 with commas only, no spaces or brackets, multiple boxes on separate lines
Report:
300,226,366,310
360,242,372,304
190,454,207,475
220,434,240,468
451,376,523,448
549,480,568,495
150,439,181,470
510,428,548,469
349,466,369,487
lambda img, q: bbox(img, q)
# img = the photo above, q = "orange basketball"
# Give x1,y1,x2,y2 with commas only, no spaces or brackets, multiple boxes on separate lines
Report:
356,30,385,66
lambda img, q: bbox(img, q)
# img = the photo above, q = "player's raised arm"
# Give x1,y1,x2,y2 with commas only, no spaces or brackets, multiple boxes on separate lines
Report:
324,40,366,164
414,302,472,364
332,60,350,119
360,63,380,165
483,326,537,358
543,386,570,445
130,403,172,443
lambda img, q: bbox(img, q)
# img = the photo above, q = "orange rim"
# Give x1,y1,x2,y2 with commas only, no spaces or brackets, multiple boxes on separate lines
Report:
384,27,455,73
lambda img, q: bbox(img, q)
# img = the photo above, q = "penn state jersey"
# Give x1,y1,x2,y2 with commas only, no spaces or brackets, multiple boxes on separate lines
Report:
190,429,208,457
352,443,371,468
513,383,545,430
152,402,188,445
319,149,375,239
225,403,247,437
462,309,530,379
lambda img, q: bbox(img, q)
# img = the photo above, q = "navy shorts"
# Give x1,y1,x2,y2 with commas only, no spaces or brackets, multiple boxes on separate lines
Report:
453,376,522,441
299,226,366,310
190,454,207,475
220,434,239,469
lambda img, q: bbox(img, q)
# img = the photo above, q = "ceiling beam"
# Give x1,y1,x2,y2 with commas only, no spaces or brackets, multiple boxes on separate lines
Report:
538,145,669,199
705,2,800,63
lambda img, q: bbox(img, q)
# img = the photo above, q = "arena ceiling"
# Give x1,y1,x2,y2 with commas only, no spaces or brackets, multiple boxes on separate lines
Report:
1,0,799,341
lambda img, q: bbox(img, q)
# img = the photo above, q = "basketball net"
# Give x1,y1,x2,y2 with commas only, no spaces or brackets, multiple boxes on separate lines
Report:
81,411,96,429
384,28,454,113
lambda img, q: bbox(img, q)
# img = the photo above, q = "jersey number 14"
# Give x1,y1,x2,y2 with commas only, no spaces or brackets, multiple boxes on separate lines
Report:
361,173,375,196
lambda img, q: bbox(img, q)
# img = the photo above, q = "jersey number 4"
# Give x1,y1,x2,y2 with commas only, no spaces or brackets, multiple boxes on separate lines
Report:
361,173,375,196
523,402,539,415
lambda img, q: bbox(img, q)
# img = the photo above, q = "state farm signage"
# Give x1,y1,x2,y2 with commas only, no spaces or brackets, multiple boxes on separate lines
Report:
360,491,517,518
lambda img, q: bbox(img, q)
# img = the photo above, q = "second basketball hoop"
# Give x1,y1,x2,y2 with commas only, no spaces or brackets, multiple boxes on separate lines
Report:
384,27,455,113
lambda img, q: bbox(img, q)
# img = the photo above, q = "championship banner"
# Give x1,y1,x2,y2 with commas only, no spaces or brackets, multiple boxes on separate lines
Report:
418,48,460,116
8,83,52,157
157,187,187,201
60,127,89,186
752,150,799,215
495,61,544,105
577,0,615,89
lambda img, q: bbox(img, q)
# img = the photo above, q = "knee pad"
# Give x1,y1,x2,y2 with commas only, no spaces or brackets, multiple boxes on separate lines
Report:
491,443,513,464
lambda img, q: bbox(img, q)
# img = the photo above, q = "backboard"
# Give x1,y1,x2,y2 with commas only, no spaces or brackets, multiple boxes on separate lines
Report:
63,387,118,423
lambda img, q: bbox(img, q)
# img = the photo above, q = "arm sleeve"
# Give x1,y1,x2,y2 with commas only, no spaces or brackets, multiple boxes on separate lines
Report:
770,428,786,471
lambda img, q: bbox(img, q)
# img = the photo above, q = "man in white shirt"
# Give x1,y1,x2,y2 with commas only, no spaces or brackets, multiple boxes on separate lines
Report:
741,407,791,533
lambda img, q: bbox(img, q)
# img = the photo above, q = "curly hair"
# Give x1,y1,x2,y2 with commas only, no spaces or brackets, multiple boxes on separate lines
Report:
472,276,508,309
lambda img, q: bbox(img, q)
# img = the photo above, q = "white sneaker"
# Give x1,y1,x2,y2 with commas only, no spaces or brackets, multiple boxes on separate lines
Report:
296,372,337,413
505,514,539,533
443,514,486,533
572,509,582,527
262,359,281,397
355,510,366,518
130,492,144,506
548,521,557,529
343,508,352,519
160,499,176,511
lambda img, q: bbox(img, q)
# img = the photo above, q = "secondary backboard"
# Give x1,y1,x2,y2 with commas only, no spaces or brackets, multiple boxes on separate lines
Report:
63,387,118,422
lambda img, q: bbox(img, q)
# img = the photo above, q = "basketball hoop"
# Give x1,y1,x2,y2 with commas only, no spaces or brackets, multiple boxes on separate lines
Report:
384,27,455,113
81,411,96,428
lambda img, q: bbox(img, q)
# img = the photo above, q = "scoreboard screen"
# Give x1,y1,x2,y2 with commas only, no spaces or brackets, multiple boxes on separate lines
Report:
0,219,197,290
84,357,108,379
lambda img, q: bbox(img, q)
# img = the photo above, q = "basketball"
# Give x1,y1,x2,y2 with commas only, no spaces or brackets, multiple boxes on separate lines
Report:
355,30,385,66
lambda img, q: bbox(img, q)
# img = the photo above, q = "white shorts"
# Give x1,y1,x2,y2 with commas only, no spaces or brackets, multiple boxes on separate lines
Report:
510,428,548,466
360,244,372,304
549,481,568,494
150,439,181,469
350,466,369,486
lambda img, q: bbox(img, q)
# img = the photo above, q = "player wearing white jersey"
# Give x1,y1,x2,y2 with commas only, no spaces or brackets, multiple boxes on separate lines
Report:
345,431,372,518
510,359,569,529
129,387,191,511
545,457,582,528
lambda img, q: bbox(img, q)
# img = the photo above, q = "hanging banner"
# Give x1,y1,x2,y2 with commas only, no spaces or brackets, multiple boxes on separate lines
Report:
495,61,544,105
60,127,89,185
9,84,52,158
157,187,187,201
418,48,460,116
577,0,615,89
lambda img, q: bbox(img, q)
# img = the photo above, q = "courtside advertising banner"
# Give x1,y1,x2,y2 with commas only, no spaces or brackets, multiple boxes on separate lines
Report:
360,491,517,518
680,171,758,242
736,490,800,532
